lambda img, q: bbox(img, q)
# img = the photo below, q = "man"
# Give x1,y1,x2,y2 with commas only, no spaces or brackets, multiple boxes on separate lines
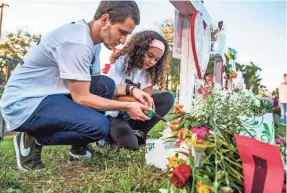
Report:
279,73,287,125
0,1,153,172
91,44,102,76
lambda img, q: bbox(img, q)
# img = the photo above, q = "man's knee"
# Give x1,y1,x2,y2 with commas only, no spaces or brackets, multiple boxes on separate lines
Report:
84,115,109,141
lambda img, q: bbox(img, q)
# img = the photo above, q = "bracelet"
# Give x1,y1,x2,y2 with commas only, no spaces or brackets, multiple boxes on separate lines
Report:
130,85,137,97
125,84,132,96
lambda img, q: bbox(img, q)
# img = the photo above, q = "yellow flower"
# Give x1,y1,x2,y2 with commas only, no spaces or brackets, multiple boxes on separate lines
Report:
185,138,215,149
167,156,179,169
196,181,213,193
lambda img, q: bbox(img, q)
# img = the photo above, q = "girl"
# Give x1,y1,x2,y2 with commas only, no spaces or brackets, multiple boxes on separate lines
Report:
106,30,174,150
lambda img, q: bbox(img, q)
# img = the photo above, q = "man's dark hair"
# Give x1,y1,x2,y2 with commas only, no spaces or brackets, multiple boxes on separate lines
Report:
284,73,287,77
94,1,140,25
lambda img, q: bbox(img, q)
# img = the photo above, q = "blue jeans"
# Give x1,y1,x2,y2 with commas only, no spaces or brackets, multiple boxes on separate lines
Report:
15,75,115,146
282,103,287,125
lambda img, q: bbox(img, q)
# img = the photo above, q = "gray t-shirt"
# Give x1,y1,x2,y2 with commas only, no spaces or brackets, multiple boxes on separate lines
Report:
1,20,98,131
91,44,101,75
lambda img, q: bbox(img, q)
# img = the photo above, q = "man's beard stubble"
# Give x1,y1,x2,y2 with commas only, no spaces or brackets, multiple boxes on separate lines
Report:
102,25,112,50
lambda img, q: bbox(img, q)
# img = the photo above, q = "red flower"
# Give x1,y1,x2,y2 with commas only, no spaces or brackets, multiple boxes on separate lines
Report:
169,164,192,189
102,64,111,74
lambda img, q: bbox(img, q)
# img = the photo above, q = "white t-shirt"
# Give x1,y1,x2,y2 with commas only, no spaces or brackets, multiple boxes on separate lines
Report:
106,55,153,117
1,20,98,131
279,84,287,104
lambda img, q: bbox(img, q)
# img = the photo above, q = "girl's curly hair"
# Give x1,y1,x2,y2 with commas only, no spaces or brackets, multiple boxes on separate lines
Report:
112,30,170,90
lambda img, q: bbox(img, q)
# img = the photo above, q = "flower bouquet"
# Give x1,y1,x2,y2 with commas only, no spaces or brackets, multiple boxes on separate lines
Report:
159,80,280,193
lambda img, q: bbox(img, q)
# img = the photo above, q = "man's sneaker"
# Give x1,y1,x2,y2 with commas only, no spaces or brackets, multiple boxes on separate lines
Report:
13,132,46,172
96,138,109,148
68,145,95,163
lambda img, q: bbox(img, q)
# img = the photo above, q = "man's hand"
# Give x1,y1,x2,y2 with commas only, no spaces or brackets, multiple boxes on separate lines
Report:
132,88,155,109
126,102,151,121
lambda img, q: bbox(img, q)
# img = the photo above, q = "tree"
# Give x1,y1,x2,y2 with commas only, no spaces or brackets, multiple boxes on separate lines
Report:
0,29,41,83
0,29,41,59
241,62,262,92
156,19,174,50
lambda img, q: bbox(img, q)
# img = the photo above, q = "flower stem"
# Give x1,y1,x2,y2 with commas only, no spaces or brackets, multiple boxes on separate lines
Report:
190,167,196,193
211,96,219,193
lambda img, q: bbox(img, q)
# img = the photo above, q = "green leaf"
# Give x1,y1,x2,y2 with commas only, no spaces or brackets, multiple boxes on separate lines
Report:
190,121,201,127
184,120,191,128
206,165,212,172
176,120,186,130
195,175,213,186
198,170,215,179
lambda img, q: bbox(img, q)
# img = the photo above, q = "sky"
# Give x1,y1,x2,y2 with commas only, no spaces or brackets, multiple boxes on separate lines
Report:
1,0,286,91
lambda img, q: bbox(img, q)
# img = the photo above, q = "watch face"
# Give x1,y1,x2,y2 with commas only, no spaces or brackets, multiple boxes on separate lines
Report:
125,79,141,88
125,79,133,84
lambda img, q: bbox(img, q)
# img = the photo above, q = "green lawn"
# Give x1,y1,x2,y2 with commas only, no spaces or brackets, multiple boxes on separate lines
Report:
1,107,284,193
0,135,167,193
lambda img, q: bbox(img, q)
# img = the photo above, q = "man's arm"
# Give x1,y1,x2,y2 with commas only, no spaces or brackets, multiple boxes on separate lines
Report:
69,80,127,111
68,80,151,121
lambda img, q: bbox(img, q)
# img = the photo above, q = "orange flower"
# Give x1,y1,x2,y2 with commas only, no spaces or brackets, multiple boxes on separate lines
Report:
170,125,178,131
230,71,237,79
173,102,184,114
168,120,180,131
177,129,186,139
172,119,182,125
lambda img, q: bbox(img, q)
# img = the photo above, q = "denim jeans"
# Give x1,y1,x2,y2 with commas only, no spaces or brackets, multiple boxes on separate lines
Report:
108,91,175,150
15,75,115,146
282,103,287,125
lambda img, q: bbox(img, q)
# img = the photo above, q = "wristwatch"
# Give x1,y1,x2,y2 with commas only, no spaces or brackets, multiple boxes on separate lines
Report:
125,84,133,96
125,84,137,96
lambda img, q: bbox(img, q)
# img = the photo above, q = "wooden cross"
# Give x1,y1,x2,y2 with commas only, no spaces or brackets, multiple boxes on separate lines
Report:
170,0,212,111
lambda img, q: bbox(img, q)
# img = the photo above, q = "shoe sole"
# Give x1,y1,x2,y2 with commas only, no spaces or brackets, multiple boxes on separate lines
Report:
13,134,28,172
13,134,46,173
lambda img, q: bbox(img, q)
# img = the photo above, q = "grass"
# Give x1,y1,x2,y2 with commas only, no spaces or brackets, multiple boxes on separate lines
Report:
274,114,286,138
148,121,167,139
1,106,284,193
0,135,167,193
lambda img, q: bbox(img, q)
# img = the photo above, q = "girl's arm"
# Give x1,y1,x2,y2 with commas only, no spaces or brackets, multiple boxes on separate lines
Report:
114,86,153,103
